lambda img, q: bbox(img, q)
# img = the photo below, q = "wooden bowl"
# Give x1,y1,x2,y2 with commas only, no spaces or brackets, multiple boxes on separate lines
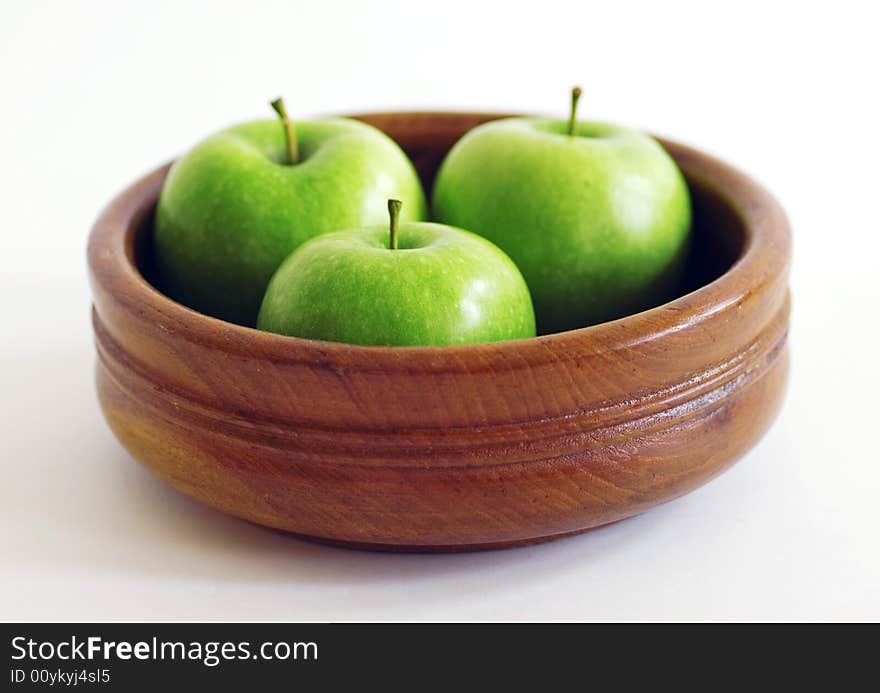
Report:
88,112,791,552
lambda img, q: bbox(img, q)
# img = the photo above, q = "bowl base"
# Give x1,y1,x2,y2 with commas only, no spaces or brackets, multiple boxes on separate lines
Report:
277,522,623,553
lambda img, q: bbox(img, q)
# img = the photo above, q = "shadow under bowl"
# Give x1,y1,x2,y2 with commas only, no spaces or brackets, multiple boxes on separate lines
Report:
87,112,791,552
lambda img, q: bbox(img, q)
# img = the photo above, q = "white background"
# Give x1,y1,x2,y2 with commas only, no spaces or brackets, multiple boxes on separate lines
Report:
1,0,878,621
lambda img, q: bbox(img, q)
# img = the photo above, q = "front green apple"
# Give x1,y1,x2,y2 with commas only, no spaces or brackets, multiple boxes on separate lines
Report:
154,102,427,326
432,90,691,333
257,200,536,346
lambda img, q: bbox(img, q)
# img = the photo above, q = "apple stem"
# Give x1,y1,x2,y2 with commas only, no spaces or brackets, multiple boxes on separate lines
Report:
269,97,298,164
388,199,402,250
568,86,582,137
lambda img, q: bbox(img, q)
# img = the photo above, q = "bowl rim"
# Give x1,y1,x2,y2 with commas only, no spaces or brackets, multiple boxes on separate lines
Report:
88,111,791,369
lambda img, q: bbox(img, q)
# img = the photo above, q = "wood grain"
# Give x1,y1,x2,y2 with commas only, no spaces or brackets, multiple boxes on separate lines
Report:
87,112,791,551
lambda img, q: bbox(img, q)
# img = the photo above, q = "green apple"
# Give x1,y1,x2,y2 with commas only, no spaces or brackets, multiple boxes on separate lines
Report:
257,200,536,346
432,87,692,333
154,98,427,326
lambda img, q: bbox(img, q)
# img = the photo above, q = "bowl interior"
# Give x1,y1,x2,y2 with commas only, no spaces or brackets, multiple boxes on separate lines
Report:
133,114,746,331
